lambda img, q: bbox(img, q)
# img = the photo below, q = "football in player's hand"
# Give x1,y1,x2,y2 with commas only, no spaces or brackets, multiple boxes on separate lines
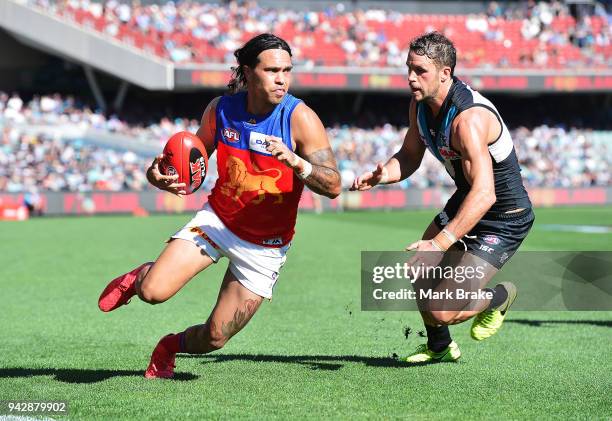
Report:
159,131,208,194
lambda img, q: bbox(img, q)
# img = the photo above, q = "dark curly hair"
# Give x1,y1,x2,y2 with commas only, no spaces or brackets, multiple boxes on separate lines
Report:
409,32,457,76
227,33,292,93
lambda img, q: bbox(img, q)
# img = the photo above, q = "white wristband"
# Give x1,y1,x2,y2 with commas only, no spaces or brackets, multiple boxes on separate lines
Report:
287,153,312,180
430,239,444,251
297,159,313,179
441,228,458,244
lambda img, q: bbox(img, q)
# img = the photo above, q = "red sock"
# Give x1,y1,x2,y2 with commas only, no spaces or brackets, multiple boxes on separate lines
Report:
159,332,184,354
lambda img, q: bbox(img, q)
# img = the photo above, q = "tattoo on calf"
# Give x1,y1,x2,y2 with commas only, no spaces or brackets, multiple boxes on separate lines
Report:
220,299,260,339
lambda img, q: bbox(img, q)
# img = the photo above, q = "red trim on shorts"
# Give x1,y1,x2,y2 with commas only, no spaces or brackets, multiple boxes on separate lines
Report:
189,226,220,249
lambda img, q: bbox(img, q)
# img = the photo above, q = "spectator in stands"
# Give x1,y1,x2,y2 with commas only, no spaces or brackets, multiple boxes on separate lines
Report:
0,92,610,192
34,0,610,70
24,187,44,216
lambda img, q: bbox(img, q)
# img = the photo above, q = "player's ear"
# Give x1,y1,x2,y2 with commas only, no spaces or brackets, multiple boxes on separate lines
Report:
441,66,451,83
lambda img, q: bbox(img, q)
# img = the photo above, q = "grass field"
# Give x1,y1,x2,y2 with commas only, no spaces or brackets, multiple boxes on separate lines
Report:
1,206,611,420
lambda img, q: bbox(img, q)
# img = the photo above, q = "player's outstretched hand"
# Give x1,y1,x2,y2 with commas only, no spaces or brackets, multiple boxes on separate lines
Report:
350,163,388,191
146,154,187,196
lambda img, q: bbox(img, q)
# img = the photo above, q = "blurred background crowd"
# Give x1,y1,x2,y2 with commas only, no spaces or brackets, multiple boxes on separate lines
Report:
1,92,609,193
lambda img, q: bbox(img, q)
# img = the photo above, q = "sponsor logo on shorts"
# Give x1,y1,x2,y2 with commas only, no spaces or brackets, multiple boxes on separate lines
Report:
249,131,272,155
263,237,283,246
223,127,240,143
479,244,495,254
483,235,501,245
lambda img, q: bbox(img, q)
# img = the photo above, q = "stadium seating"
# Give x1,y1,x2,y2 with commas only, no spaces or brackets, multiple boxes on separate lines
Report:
32,0,611,69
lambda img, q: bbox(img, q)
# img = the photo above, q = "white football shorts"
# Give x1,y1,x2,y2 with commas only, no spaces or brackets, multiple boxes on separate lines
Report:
171,203,290,299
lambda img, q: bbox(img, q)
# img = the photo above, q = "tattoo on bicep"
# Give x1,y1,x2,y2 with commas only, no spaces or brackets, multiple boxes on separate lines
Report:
220,298,260,339
304,148,340,195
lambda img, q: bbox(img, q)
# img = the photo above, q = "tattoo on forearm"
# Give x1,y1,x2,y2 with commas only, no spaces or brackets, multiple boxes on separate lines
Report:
303,148,340,197
220,299,260,339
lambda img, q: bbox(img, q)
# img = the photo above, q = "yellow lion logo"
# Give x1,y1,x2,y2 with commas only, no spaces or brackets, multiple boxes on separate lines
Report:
220,156,283,204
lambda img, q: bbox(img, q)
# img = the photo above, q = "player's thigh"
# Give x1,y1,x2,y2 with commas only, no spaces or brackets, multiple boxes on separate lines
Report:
206,268,264,344
140,238,215,302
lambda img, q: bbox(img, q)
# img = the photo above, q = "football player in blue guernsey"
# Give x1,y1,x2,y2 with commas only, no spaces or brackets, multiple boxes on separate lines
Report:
98,34,341,378
351,32,534,363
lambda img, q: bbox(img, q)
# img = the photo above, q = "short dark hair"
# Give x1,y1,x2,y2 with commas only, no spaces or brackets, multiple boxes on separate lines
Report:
227,33,292,93
409,32,456,76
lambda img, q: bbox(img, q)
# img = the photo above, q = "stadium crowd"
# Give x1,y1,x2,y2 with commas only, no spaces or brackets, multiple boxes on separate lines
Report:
1,92,609,193
32,0,611,69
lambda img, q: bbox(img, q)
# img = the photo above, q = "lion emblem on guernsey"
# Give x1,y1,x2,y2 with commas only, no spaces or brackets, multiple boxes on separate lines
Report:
220,156,283,204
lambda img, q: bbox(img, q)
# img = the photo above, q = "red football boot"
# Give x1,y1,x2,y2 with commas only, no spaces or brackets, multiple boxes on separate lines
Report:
145,336,176,379
98,262,151,312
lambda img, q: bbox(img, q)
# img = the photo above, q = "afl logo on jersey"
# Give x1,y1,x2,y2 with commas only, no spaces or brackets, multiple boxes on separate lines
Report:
223,127,240,143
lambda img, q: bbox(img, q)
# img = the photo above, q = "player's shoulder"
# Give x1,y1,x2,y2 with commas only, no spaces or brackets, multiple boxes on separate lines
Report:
290,102,323,128
448,77,478,110
452,107,490,129
216,91,249,108
205,96,223,113
200,96,222,123
451,107,498,146
210,96,222,106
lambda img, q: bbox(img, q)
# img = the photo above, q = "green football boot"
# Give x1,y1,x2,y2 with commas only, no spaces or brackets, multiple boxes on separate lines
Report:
471,282,517,341
405,341,461,363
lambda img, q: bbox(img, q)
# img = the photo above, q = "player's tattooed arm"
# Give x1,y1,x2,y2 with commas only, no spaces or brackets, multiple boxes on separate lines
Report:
268,102,341,198
301,147,341,197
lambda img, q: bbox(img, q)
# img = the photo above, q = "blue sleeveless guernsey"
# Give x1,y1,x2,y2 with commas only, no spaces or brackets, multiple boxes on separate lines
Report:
208,91,304,247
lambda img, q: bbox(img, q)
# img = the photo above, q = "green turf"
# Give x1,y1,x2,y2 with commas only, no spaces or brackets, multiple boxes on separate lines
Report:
1,206,611,419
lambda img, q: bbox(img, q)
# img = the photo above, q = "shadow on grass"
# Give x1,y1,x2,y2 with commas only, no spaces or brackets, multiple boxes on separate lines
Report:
0,368,198,383
178,354,455,370
507,319,612,328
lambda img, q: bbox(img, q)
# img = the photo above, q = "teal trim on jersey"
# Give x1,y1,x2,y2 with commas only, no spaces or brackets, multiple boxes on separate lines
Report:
418,103,459,163
444,105,458,139
417,103,444,162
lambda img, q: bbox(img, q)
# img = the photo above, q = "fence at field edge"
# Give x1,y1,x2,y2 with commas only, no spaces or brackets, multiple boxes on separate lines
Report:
0,187,610,216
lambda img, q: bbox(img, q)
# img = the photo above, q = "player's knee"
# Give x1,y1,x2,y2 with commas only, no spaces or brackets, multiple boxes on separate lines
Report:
138,283,169,305
429,310,459,326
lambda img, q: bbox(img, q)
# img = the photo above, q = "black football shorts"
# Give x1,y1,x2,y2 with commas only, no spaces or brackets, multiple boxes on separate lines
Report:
434,207,535,269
